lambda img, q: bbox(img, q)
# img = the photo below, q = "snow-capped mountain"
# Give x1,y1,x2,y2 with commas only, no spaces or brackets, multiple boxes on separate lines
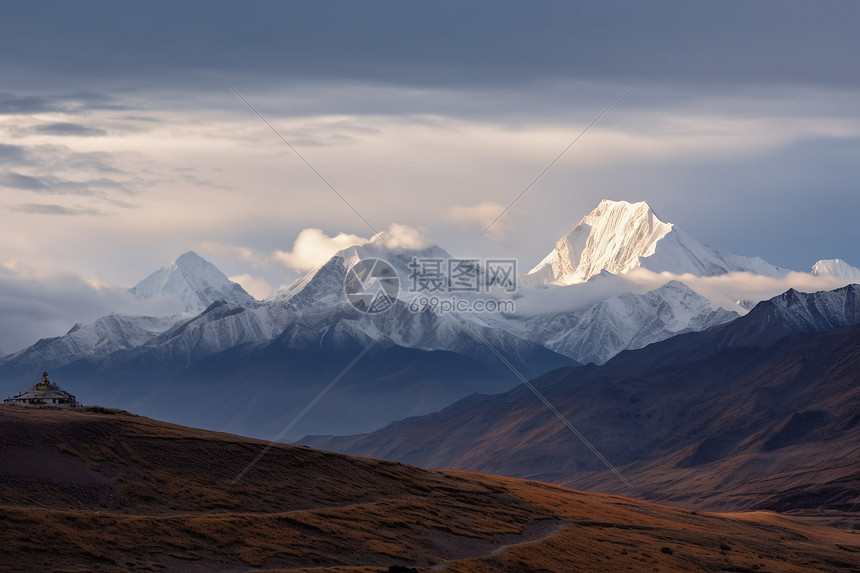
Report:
0,241,575,438
523,280,739,365
265,238,553,362
3,313,179,370
265,235,739,368
811,259,860,282
1,252,273,379
264,238,570,376
130,250,255,313
748,284,860,337
129,299,295,364
657,283,860,353
3,242,562,379
274,238,452,307
525,200,787,286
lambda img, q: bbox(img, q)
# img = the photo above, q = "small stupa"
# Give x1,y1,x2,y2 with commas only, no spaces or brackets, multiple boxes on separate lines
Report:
3,372,79,408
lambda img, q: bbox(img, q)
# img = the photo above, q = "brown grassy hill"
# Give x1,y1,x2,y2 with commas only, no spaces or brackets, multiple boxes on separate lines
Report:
2,406,860,572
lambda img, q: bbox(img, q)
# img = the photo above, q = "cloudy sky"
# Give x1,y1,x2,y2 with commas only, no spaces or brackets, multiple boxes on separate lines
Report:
1,1,858,352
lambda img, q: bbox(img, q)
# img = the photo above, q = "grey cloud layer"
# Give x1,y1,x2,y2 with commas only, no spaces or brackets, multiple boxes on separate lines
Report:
0,141,139,207
12,203,101,216
0,173,125,195
0,143,27,164
0,92,127,115
1,1,857,91
30,123,108,137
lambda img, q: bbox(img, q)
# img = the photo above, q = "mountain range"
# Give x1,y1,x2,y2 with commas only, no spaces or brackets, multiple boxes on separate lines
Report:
1,199,858,442
0,243,575,439
302,285,860,514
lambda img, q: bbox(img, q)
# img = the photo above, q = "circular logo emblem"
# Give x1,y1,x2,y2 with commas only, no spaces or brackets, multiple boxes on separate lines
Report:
344,258,399,313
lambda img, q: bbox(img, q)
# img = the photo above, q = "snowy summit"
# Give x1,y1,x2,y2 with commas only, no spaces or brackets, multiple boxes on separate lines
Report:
130,251,254,313
525,200,787,285
811,259,860,283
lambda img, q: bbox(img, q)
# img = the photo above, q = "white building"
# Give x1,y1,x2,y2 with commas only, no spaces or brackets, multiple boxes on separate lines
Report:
3,372,79,409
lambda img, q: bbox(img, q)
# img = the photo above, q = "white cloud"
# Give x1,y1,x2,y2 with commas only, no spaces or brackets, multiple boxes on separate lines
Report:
513,273,650,316
448,202,506,237
0,81,857,303
198,241,262,266
229,274,274,300
273,228,368,272
273,224,429,272
372,223,428,249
